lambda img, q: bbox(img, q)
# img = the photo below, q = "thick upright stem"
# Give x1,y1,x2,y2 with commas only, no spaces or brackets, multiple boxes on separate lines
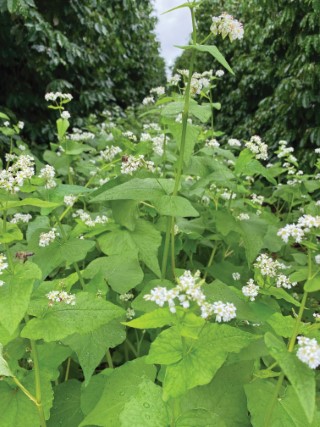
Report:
30,339,47,427
161,7,197,278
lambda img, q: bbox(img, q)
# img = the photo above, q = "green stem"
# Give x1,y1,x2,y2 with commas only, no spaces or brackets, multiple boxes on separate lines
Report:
203,246,217,281
2,209,14,272
13,376,38,406
64,357,71,381
161,7,197,278
30,339,47,427
106,349,114,369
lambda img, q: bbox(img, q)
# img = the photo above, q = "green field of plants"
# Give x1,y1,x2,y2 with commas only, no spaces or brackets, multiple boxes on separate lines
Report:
0,1,320,426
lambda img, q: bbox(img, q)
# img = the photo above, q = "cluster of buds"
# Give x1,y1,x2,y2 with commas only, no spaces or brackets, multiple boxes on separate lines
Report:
47,290,76,306
210,13,244,41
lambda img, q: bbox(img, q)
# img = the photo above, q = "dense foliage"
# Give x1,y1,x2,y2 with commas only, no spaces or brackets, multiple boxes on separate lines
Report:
174,0,320,158
0,0,166,141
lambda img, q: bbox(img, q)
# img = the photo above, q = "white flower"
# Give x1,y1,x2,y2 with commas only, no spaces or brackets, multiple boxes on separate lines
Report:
245,135,268,160
17,121,24,130
152,135,165,156
121,155,155,175
142,96,155,106
61,111,71,120
210,13,244,41
126,308,135,320
0,280,5,287
205,139,220,148
47,290,76,306
237,213,250,221
99,145,122,162
122,131,137,141
251,193,264,206
0,254,8,274
296,336,320,369
39,165,56,189
168,74,181,86
119,292,134,302
72,209,108,227
10,213,32,224
64,195,77,207
315,255,320,264
150,86,165,96
39,228,59,247
45,92,73,102
215,70,225,77
242,279,259,301
228,138,241,147
3,121,10,127
232,272,241,280
212,301,237,322
276,274,297,289
254,254,286,277
0,154,35,193
69,130,95,141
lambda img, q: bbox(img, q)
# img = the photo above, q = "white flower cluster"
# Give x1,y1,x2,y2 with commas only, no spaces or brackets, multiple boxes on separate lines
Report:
232,272,241,280
242,279,259,301
277,215,320,243
296,336,320,369
220,189,236,200
10,213,32,224
121,155,155,175
150,86,165,97
72,209,108,227
143,123,161,132
277,140,295,159
17,121,24,130
61,111,71,120
254,254,286,278
144,270,237,322
47,290,76,306
228,138,241,147
210,13,244,41
142,96,154,106
39,228,59,247
215,69,225,77
68,128,95,141
190,71,212,95
245,135,268,160
126,307,135,320
168,74,181,86
315,254,320,264
122,131,137,142
0,254,8,286
275,274,297,289
64,194,77,207
45,92,73,102
237,213,250,221
0,154,35,193
251,193,264,205
39,165,57,189
205,139,220,148
100,145,122,162
152,135,165,156
119,292,134,302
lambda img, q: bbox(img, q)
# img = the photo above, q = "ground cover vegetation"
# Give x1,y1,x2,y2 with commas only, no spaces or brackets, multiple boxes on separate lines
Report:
174,0,320,162
0,1,320,426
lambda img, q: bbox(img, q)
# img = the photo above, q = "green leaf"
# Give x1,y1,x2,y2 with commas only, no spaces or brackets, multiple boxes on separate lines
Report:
177,44,234,75
304,273,320,292
37,342,72,380
84,254,144,293
6,0,19,13
0,220,23,243
153,195,199,217
62,320,126,385
260,286,300,307
57,117,70,140
264,332,315,422
189,103,212,123
48,380,84,427
111,200,138,231
0,343,13,377
146,323,258,400
21,292,124,342
0,112,10,120
266,313,308,338
79,358,156,427
167,122,200,165
90,178,175,202
124,307,176,329
245,380,317,427
175,409,225,427
0,262,41,334
0,198,61,210
0,382,38,427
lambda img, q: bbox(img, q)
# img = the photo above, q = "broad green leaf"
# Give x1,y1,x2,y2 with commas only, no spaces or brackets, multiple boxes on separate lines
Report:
57,117,69,140
167,122,200,165
111,200,138,231
84,255,143,293
0,343,13,377
0,220,23,243
119,380,169,427
304,273,320,292
245,380,317,427
0,323,19,345
79,358,156,427
260,286,300,307
266,313,308,338
146,323,258,400
0,112,10,120
63,320,126,385
37,342,72,381
175,409,225,427
124,307,176,329
264,332,315,422
0,198,60,210
0,262,41,334
0,382,38,427
90,178,175,202
21,292,124,342
181,361,253,427
48,380,84,427
189,103,212,123
239,218,268,264
153,195,199,217
177,44,234,74
23,370,53,420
